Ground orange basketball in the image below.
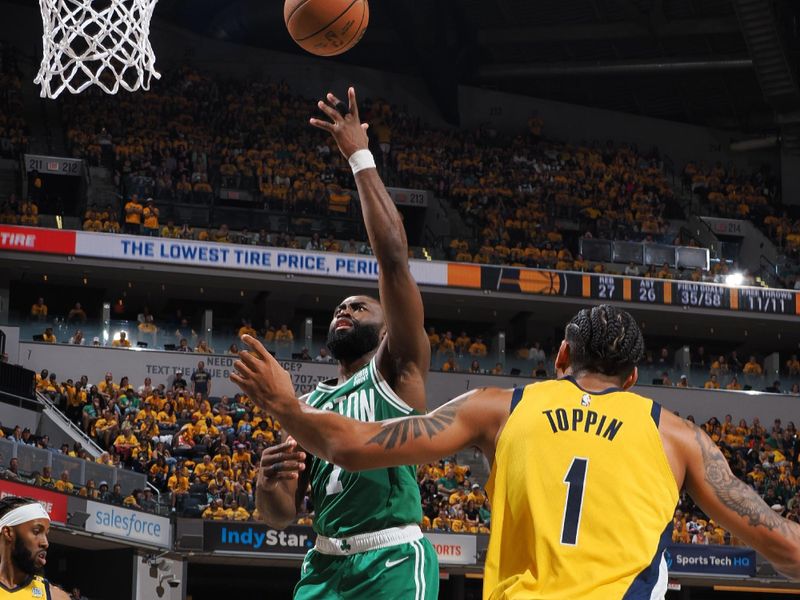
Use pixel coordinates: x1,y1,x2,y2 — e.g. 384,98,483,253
285,0,369,57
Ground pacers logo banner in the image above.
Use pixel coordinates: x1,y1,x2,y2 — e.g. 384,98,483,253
664,545,756,577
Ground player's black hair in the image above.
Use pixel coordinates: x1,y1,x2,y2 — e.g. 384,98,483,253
0,496,38,519
564,304,644,380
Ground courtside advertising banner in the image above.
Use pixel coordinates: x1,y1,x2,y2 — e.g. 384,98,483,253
203,522,479,565
72,231,447,284
0,479,68,523
85,500,171,548
203,522,315,556
664,544,756,577
3,225,798,315
0,226,76,255
425,532,478,565
18,342,338,398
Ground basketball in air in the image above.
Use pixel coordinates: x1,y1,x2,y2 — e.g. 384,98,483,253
284,0,369,57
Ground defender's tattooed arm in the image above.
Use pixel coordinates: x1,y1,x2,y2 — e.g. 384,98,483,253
674,416,800,579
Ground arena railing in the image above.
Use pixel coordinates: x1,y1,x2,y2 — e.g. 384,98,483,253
0,437,147,495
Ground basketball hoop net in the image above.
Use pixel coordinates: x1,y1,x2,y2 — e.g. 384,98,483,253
35,0,161,99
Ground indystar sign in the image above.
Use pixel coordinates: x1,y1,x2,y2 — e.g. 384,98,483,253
204,522,314,556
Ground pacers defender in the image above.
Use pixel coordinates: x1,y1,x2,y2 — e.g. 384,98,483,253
233,87,437,598
235,304,800,599
0,496,69,599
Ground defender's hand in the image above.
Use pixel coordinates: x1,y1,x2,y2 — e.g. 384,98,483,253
309,86,369,159
257,437,306,490
231,334,296,414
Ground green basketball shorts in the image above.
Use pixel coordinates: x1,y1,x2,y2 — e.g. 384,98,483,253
294,525,439,599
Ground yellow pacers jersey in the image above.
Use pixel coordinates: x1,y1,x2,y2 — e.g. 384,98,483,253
0,575,50,598
485,377,679,600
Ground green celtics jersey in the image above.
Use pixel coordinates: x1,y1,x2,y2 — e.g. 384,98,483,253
305,356,423,538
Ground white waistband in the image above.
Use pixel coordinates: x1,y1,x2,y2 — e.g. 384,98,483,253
314,524,423,556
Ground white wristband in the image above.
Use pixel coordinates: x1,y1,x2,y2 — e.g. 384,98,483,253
348,149,376,174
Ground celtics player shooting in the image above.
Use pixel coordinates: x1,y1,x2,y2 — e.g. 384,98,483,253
232,87,438,599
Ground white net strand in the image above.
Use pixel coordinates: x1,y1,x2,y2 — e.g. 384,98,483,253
35,0,161,99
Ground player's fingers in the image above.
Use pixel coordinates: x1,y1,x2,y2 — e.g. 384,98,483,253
348,86,360,120
261,440,295,458
327,92,347,116
237,348,263,371
317,99,342,122
271,471,300,480
309,117,335,132
232,359,254,380
264,460,306,474
261,451,306,467
240,334,271,362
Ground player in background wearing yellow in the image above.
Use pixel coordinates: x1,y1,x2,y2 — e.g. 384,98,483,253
233,304,800,600
0,496,69,599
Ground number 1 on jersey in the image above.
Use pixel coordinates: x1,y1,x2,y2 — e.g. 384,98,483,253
561,457,589,546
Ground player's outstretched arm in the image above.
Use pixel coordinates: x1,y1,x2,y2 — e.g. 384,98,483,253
311,87,430,409
675,416,800,579
231,335,509,469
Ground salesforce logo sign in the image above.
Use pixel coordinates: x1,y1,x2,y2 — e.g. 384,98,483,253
85,501,171,548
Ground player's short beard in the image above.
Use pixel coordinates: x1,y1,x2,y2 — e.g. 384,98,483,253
11,535,41,576
327,321,381,363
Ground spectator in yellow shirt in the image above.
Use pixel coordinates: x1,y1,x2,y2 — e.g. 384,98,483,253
227,501,251,521
441,356,458,372
124,195,143,234
113,428,140,458
194,455,216,484
427,327,440,352
703,375,720,389
468,336,488,357
467,484,487,507
275,324,294,343
168,466,190,507
54,470,74,493
726,376,742,391
123,491,142,509
437,332,455,356
743,356,763,376
142,199,159,236
30,297,48,320
238,319,257,338
112,331,132,348
202,499,228,520
454,332,471,355
41,327,56,343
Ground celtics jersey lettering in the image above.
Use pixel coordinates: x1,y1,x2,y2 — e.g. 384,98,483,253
305,357,423,538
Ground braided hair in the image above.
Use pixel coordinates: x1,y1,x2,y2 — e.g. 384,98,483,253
564,304,644,380
0,496,38,519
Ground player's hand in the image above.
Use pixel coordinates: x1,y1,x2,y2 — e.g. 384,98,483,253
309,86,369,159
256,437,306,490
231,334,297,414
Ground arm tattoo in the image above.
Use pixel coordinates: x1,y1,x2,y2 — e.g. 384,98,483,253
366,395,469,450
689,420,789,534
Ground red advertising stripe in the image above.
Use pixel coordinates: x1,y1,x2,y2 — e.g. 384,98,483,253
0,479,68,523
0,226,76,255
